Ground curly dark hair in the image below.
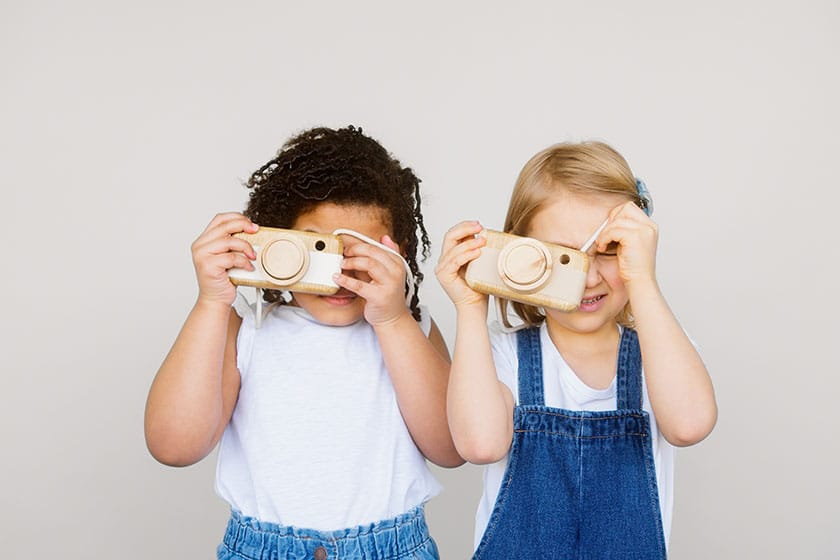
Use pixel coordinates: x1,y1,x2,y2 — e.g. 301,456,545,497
243,125,430,321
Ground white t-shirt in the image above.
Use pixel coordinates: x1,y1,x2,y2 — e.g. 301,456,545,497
215,299,441,531
474,321,675,550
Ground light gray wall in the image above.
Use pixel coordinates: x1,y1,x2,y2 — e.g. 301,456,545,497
2,1,838,558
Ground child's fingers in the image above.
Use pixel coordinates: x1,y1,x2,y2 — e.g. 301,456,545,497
442,220,483,245
343,241,405,272
196,252,255,278
596,205,656,250
447,242,484,270
197,217,258,249
440,221,483,255
434,237,488,307
607,201,653,227
341,250,405,292
340,255,400,287
217,252,256,273
596,224,630,252
201,212,258,236
608,201,639,219
332,272,373,300
193,221,258,258
202,212,245,231
437,235,485,274
195,236,257,260
596,217,657,252
452,245,484,269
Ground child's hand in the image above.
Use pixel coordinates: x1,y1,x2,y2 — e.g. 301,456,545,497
435,221,488,308
191,213,258,306
334,235,409,326
595,202,659,291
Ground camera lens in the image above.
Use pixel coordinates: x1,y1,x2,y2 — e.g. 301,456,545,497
262,237,307,285
315,240,326,251
498,239,552,292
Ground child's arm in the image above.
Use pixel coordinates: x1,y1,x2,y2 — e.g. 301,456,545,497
434,222,515,465
374,313,464,468
335,235,464,467
598,203,718,447
144,213,258,466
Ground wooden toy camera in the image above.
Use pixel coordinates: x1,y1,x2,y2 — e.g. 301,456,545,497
228,227,344,294
465,230,590,311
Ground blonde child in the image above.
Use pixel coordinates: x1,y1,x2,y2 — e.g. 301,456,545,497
145,125,461,560
436,141,717,559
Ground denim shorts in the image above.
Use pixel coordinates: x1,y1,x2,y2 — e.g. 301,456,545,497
217,506,439,560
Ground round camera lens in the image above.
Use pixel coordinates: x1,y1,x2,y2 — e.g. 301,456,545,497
315,240,326,251
559,254,570,265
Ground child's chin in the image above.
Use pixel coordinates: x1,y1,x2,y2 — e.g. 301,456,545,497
309,303,365,326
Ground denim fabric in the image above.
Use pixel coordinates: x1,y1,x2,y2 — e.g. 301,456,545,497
473,328,667,560
217,505,439,560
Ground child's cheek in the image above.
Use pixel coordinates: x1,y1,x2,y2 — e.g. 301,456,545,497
600,258,625,287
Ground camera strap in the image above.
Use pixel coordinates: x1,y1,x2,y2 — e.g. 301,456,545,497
580,218,610,253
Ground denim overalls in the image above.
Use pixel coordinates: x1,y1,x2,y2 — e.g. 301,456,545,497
473,327,667,560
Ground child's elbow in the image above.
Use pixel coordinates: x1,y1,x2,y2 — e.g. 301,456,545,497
455,437,511,465
145,437,202,467
663,408,718,447
429,452,467,469
148,449,195,468
144,424,210,467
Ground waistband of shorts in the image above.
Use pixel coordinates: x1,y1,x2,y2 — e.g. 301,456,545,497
221,505,431,560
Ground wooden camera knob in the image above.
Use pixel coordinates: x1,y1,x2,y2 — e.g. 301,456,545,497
498,238,552,293
260,235,309,286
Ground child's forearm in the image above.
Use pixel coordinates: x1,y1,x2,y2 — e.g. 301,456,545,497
630,282,717,447
374,313,464,468
447,302,514,465
144,300,240,466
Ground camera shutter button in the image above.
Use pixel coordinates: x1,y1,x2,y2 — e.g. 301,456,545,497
260,237,309,286
499,239,552,292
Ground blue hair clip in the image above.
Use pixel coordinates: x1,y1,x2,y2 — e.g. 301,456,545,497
635,178,653,217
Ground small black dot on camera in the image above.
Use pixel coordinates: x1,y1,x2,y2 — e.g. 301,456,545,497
315,240,326,251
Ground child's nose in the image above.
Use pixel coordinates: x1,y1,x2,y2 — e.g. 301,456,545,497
585,256,602,287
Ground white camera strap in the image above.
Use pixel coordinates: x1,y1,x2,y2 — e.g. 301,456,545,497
580,218,610,253
234,290,277,329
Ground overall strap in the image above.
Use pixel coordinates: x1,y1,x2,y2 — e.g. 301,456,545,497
615,328,644,410
515,327,545,406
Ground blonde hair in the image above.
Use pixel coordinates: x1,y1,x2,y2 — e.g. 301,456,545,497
499,141,643,329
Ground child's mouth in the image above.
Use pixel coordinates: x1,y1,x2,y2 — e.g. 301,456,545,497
578,294,605,310
322,290,357,306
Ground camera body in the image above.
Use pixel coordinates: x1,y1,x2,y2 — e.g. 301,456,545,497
228,227,344,294
465,229,589,311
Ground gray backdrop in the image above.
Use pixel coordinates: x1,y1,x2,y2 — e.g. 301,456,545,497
2,1,838,558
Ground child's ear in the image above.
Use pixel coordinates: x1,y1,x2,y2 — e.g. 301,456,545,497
381,234,404,255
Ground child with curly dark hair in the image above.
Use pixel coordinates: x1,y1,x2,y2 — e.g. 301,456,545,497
145,125,461,560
